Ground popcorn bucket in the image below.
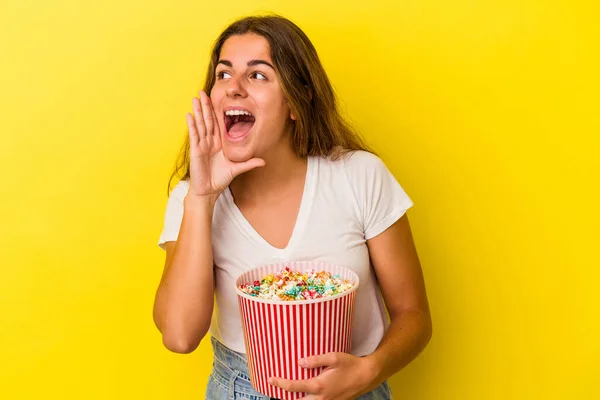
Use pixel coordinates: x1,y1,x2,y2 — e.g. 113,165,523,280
235,261,359,400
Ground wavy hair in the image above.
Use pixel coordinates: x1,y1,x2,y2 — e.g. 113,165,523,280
168,14,374,193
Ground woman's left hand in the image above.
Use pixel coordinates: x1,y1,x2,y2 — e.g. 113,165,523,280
268,352,380,400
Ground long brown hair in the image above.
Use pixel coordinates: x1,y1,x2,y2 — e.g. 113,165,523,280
168,14,374,193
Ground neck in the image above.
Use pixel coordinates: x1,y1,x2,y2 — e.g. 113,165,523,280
229,141,306,202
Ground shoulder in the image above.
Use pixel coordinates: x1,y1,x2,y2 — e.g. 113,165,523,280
313,151,396,195
158,179,190,249
168,179,190,201
320,150,391,182
317,149,386,170
340,150,387,170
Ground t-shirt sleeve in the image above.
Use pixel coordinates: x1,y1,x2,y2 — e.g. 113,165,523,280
343,151,414,240
157,180,190,250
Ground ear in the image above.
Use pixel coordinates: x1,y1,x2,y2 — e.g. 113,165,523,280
290,112,297,121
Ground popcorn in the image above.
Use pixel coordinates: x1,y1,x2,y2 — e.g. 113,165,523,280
238,266,355,301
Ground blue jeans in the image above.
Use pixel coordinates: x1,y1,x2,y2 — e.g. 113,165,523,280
206,336,393,400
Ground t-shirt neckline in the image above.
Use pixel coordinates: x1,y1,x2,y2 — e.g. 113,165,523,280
223,156,316,256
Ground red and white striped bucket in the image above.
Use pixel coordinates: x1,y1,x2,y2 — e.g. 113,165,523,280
235,261,359,400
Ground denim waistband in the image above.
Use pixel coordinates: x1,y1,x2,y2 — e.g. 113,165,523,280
211,336,252,381
210,336,275,399
209,336,392,400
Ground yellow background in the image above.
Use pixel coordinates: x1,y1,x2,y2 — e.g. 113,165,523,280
1,0,598,399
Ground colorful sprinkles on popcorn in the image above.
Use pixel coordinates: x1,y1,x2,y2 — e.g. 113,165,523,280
238,266,355,301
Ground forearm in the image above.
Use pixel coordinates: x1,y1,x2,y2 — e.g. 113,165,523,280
154,195,217,353
365,309,432,385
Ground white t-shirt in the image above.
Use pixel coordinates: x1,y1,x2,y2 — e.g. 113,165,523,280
157,150,414,356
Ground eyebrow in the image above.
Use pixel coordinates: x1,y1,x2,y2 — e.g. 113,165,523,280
217,59,275,70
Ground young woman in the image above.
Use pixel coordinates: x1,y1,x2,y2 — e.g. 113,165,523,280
154,15,432,400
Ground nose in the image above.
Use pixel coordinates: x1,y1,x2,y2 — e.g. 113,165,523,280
225,75,247,98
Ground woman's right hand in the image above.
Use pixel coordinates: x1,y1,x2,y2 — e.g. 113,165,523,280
185,90,265,200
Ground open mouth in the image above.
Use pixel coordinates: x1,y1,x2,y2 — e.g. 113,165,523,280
225,109,256,139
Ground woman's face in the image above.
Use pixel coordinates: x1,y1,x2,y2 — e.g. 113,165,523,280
210,33,295,162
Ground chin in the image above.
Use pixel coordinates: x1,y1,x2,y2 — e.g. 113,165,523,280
222,145,256,163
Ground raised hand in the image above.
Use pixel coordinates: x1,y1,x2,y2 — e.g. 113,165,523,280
185,91,265,199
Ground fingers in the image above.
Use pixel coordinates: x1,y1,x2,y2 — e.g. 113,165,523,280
187,91,223,155
268,376,322,395
192,96,207,138
299,353,341,369
209,97,222,149
199,91,214,136
186,113,198,147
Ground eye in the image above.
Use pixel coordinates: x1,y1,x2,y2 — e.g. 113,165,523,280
216,71,232,79
251,71,267,80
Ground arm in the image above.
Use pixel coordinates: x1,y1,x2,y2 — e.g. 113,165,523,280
152,195,217,354
269,214,432,399
152,90,264,354
363,213,432,385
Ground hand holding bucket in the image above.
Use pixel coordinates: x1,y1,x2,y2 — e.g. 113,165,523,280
235,261,359,400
